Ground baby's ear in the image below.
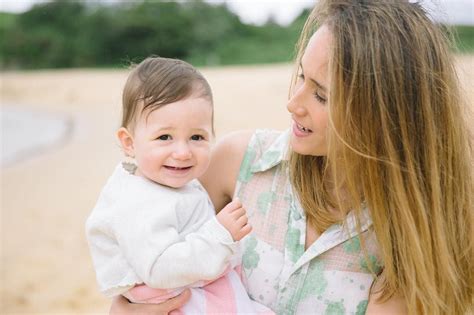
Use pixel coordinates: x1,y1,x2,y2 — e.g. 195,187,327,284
116,127,135,157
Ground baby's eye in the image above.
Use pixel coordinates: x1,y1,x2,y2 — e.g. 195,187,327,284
157,135,171,141
190,135,204,141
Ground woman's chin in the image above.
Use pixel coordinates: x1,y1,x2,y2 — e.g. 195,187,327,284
290,138,327,156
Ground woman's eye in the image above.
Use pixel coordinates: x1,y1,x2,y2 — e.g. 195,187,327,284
314,92,327,104
157,135,171,141
191,135,204,141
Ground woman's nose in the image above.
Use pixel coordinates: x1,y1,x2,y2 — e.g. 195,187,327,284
287,90,307,117
172,143,192,160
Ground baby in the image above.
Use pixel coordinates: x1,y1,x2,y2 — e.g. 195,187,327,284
86,57,272,314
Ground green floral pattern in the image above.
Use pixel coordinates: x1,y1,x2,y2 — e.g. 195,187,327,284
343,237,361,254
257,191,277,214
299,260,328,300
238,147,256,183
237,130,382,314
359,254,383,274
285,226,304,263
324,301,346,315
356,300,369,315
242,235,259,272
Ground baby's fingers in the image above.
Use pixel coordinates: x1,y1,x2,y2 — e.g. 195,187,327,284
237,223,252,240
222,199,242,213
229,207,246,218
236,213,249,227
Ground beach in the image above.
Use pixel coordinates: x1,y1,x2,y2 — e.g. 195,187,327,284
1,56,472,314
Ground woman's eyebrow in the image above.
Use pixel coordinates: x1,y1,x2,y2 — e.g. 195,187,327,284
300,62,327,92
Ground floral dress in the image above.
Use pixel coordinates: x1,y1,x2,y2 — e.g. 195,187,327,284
235,129,382,315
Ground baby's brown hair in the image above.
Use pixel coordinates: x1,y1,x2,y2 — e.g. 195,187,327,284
121,56,213,130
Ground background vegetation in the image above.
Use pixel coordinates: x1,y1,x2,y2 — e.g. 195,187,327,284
0,0,472,70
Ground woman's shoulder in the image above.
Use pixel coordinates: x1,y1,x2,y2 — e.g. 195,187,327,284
205,130,255,178
200,129,285,210
211,129,286,170
215,129,255,155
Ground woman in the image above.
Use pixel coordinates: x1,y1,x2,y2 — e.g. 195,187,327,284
111,0,473,314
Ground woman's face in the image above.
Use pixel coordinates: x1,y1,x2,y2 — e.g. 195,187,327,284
287,25,331,156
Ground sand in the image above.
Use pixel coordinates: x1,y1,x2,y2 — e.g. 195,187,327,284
0,56,472,314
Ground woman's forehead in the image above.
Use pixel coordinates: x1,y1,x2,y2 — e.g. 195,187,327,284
301,25,332,87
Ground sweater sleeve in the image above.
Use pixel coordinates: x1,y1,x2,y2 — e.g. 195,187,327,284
115,194,237,289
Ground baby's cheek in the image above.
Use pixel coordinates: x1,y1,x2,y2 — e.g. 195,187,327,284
140,154,161,173
193,144,210,158
194,163,210,180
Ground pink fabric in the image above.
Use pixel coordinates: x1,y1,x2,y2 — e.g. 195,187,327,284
204,273,238,314
125,268,274,314
234,264,243,280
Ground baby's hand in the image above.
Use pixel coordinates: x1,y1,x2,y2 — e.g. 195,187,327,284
216,199,252,241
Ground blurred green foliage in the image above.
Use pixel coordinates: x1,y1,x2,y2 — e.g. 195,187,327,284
453,25,474,53
0,0,307,69
0,0,472,70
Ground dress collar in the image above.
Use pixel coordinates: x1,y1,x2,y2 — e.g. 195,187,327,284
250,129,290,173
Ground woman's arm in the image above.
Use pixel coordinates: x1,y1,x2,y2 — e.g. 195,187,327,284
200,130,254,212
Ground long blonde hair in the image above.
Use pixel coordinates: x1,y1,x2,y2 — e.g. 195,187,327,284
290,1,473,314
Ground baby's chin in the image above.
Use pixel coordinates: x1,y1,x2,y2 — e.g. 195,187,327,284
133,168,190,188
150,175,197,189
157,181,190,189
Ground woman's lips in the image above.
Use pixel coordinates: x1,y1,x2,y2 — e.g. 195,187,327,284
292,121,313,137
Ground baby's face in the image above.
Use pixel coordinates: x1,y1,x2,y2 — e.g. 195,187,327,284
131,96,213,188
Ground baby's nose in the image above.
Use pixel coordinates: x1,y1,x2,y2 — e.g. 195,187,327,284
172,143,192,160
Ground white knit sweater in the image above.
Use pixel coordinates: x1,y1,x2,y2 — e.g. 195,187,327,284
85,163,236,297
